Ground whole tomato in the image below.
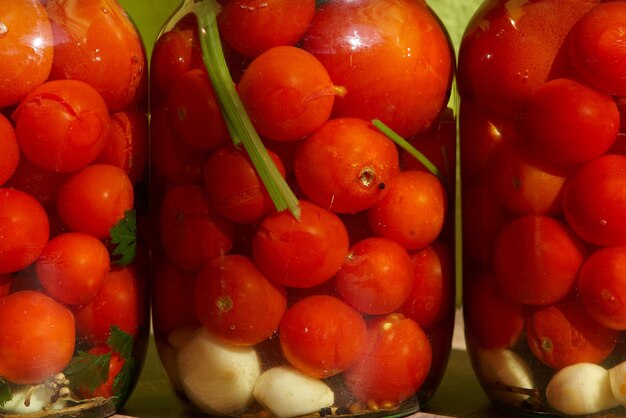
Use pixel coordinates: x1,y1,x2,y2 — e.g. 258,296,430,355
0,114,19,186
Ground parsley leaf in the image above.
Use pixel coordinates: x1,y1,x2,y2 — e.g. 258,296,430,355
112,357,135,401
107,326,133,360
0,379,12,407
109,210,136,266
65,351,111,393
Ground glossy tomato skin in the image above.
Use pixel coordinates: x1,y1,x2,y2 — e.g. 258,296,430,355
0,115,19,186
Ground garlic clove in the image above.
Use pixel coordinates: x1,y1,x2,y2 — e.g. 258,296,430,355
608,360,626,405
474,347,535,406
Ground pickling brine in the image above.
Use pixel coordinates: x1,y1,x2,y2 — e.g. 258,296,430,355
150,0,457,417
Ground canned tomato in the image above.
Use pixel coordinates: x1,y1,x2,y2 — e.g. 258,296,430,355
0,0,148,416
150,0,457,417
459,0,626,415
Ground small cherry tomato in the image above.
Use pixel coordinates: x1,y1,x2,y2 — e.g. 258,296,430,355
526,294,619,370
195,255,286,346
279,295,367,378
0,0,53,107
152,259,199,338
343,313,432,405
253,200,349,288
76,346,125,399
302,0,453,137
150,102,208,185
368,170,446,250
578,246,626,330
5,157,68,208
96,110,148,184
36,232,110,305
204,143,286,224
12,79,110,173
336,237,413,316
493,215,585,306
294,118,400,214
74,266,140,345
400,242,454,328
0,114,19,186
464,274,525,349
569,2,626,96
238,46,335,141
166,69,229,151
0,290,75,384
159,185,235,272
491,143,572,215
47,0,146,111
563,154,626,246
218,0,316,58
56,164,134,240
521,78,619,165
0,188,49,274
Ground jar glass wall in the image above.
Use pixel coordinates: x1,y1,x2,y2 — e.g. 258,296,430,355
459,0,626,416
0,0,149,415
149,0,457,417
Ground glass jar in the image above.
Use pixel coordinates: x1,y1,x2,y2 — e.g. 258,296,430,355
150,0,456,417
0,0,149,416
459,0,626,416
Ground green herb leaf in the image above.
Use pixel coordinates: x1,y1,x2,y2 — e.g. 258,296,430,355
0,379,12,407
109,210,136,266
107,326,133,360
371,119,448,186
194,0,301,220
112,357,135,400
65,351,111,393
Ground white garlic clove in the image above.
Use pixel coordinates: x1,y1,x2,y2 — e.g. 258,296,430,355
167,325,199,350
254,365,334,418
608,360,626,406
2,385,65,414
547,363,619,415
475,347,535,406
177,328,261,416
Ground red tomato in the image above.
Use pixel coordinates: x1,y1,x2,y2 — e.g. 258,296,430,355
0,114,19,186
457,0,596,116
76,346,125,399
159,185,235,272
302,0,453,138
150,102,208,185
74,266,140,345
464,274,525,349
578,246,626,330
526,294,618,369
204,143,286,224
152,259,199,338
521,78,619,165
0,290,75,384
0,0,53,107
294,118,400,214
150,16,203,100
368,170,446,250
336,237,413,316
166,69,229,151
95,110,148,184
218,0,316,58
563,154,626,246
47,0,146,111
56,164,134,240
493,215,585,306
0,188,50,274
35,232,110,305
459,101,517,181
252,200,349,288
12,80,110,173
238,46,335,141
194,255,286,346
279,295,367,378
400,242,454,328
491,143,572,215
5,157,68,208
569,2,626,95
343,314,432,405
0,274,11,299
